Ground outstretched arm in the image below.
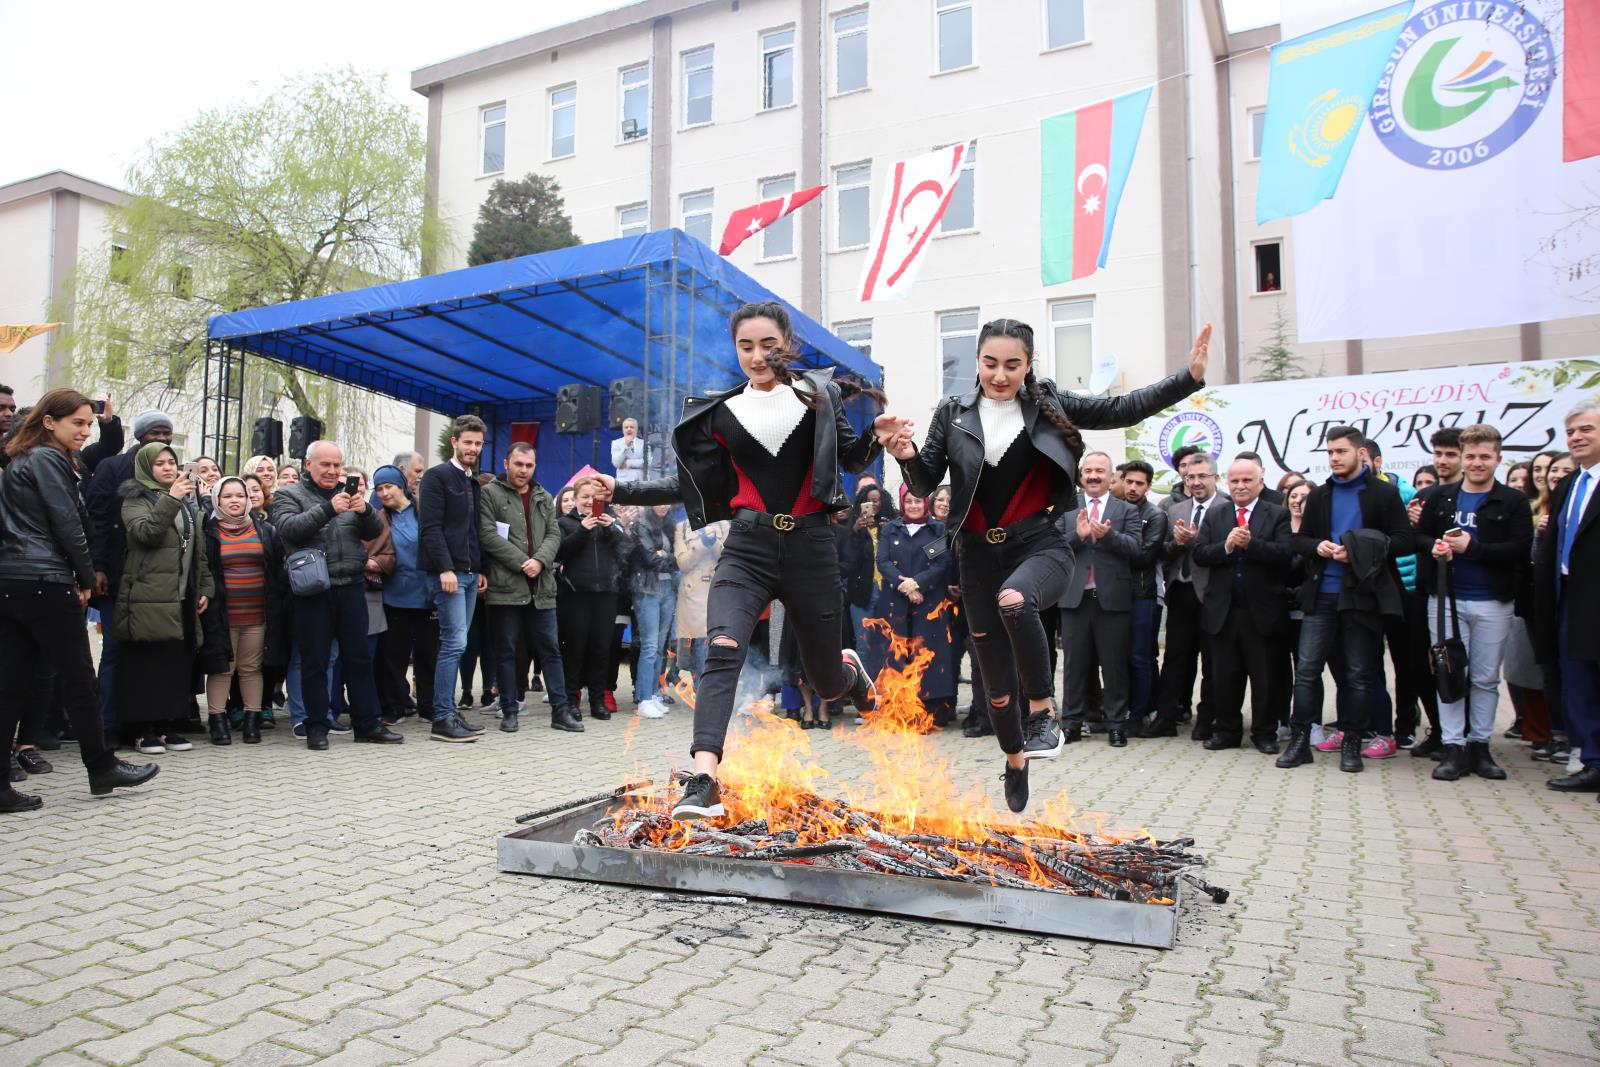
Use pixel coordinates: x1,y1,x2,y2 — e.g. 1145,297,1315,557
1057,324,1211,430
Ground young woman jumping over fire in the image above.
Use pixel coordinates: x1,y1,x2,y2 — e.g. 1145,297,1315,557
878,318,1211,813
598,301,909,821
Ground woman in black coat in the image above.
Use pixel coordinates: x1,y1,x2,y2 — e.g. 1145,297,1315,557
874,488,957,725
557,478,631,720
881,317,1211,812
198,477,288,745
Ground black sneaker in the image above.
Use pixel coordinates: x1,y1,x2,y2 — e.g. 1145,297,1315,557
16,750,52,775
840,649,877,713
136,737,166,755
0,786,43,812
162,734,193,752
326,718,353,735
1022,711,1064,761
671,774,724,821
8,755,25,783
1002,763,1029,813
430,714,479,743
458,692,474,709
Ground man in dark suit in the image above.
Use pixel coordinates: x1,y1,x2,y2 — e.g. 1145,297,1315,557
1119,461,1168,728
1055,452,1144,748
1193,457,1294,753
1144,455,1222,738
1534,403,1600,792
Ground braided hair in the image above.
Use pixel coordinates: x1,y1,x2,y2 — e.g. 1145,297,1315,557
976,318,1085,458
729,301,886,409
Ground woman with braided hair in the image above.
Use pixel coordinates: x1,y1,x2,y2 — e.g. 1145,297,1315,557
597,301,910,821
881,317,1212,812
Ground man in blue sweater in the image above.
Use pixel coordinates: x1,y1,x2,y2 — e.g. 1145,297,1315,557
1277,425,1413,773
418,415,488,743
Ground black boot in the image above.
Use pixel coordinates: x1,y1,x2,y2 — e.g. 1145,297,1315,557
1468,741,1506,780
89,759,160,796
0,785,43,813
1339,733,1364,773
1432,744,1468,781
241,711,262,745
207,714,232,746
1002,762,1029,813
551,707,585,733
499,711,519,733
1275,724,1314,768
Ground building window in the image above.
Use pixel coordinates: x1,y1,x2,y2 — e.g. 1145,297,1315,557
936,0,974,72
480,103,506,174
759,175,796,258
681,190,714,246
1050,298,1095,393
618,203,649,238
939,310,980,395
1254,241,1284,292
1248,107,1266,160
834,9,869,93
109,233,132,286
682,46,714,126
762,27,796,110
1044,0,1087,50
834,162,872,249
107,329,130,379
834,319,872,362
938,141,977,233
550,85,577,158
619,64,650,141
170,255,194,301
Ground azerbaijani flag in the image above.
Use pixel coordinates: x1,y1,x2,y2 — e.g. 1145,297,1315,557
1040,86,1152,286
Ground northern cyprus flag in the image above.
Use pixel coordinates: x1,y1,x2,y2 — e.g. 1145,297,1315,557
1040,87,1153,285
857,144,968,302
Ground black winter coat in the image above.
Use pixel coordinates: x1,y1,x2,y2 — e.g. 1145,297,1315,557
86,444,140,591
1291,468,1411,615
898,370,1202,536
614,368,881,527
1412,480,1533,603
557,510,630,593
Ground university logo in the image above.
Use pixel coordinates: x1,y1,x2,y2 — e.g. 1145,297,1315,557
1367,2,1554,169
1158,412,1224,469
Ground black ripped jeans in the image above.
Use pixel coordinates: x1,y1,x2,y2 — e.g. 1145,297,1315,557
957,522,1073,755
693,521,850,759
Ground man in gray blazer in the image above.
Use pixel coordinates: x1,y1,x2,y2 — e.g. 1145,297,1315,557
1145,455,1222,738
1055,452,1145,748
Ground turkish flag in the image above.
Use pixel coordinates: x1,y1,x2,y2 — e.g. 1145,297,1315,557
1566,0,1600,161
857,144,967,302
717,185,826,256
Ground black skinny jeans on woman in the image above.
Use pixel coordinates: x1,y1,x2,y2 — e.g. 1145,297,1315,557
956,523,1073,755
377,605,438,717
693,522,852,760
559,592,617,710
0,580,117,774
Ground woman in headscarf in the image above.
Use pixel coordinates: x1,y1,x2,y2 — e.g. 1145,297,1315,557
874,487,957,725
198,477,285,745
115,442,213,754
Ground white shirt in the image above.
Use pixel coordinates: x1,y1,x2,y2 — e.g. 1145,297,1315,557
904,523,925,537
1082,492,1108,589
611,435,644,484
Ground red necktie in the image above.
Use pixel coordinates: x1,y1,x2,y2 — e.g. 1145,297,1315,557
1237,507,1247,527
1087,498,1100,586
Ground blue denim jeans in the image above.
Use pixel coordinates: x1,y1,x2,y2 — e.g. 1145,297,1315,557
431,573,478,720
1292,594,1385,732
632,592,676,703
287,642,340,728
1129,597,1161,718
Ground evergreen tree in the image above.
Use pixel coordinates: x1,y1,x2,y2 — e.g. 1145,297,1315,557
1250,298,1307,382
467,174,581,265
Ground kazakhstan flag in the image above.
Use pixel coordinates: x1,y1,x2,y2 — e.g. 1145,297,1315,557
1257,2,1412,224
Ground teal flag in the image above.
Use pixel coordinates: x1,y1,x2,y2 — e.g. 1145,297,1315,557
1257,3,1412,224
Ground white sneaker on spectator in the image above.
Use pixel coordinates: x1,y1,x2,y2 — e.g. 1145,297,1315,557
1309,724,1326,746
1568,748,1583,774
637,698,667,719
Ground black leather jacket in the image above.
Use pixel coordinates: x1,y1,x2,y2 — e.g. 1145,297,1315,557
1130,497,1169,600
898,371,1203,535
614,368,881,527
0,446,97,587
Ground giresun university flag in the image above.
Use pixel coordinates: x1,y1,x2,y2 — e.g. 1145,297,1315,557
1040,87,1152,286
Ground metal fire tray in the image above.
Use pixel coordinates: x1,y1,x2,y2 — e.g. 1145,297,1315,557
497,796,1181,948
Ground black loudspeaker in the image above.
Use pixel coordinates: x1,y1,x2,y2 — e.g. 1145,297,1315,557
251,417,284,458
608,377,645,429
555,384,601,434
288,415,324,460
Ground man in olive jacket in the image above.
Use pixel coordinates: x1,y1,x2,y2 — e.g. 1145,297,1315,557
269,440,402,751
479,442,581,733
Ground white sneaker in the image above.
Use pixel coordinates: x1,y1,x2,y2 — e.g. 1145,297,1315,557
1568,748,1583,774
637,698,667,719
1309,724,1326,746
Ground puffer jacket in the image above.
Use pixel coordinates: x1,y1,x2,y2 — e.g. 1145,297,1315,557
1377,470,1418,592
629,515,679,599
0,446,96,587
114,485,212,645
479,477,562,608
556,509,630,593
267,479,382,587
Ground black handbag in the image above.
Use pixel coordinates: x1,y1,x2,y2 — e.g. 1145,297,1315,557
1429,559,1469,704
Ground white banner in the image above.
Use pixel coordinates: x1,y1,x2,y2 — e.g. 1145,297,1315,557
1124,357,1599,491
1290,0,1600,341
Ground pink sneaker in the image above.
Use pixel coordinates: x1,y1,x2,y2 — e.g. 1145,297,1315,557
1362,735,1398,759
1314,728,1344,752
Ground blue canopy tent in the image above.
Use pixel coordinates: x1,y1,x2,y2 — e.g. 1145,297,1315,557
203,229,882,492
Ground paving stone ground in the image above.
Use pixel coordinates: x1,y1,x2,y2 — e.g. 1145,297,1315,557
5,684,1599,1066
